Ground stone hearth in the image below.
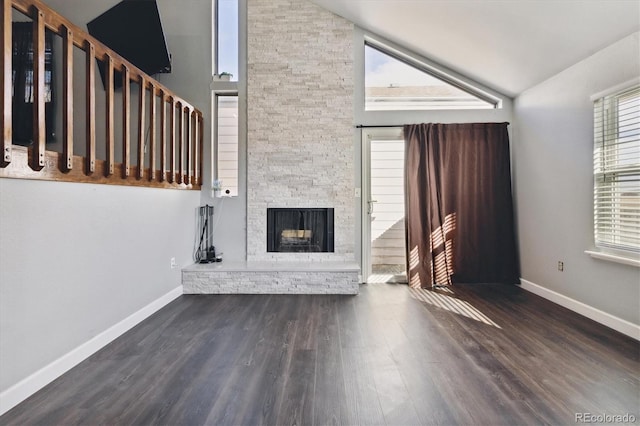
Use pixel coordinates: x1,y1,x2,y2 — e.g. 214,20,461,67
183,261,359,294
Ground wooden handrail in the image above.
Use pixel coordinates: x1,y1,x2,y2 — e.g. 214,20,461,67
1,0,203,190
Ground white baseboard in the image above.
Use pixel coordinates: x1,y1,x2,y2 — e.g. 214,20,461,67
0,286,183,416
519,279,640,341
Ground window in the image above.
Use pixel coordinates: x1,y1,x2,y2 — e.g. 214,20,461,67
216,95,238,196
216,0,238,80
213,0,239,197
364,42,497,111
593,84,640,253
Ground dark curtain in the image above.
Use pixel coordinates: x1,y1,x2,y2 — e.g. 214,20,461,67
404,122,519,288
12,22,54,146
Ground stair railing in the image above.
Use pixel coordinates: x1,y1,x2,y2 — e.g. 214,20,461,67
1,0,204,189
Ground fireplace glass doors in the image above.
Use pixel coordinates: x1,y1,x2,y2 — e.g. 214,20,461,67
267,208,334,253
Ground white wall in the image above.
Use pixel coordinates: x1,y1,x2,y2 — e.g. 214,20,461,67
0,180,200,391
0,0,209,403
513,32,640,325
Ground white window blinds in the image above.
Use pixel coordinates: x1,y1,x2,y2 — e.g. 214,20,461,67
593,84,640,252
216,95,239,197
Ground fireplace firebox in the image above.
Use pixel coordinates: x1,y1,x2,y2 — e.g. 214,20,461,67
267,208,334,252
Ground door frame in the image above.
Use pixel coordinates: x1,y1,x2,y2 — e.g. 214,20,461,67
360,127,404,283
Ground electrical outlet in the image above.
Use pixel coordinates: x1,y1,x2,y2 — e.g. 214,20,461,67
557,261,564,271
170,257,176,269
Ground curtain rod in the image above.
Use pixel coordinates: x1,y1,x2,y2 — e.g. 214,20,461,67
356,122,510,129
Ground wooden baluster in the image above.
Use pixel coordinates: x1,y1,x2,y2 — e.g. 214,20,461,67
148,83,156,181
185,106,192,186
160,91,166,182
177,102,183,184
199,113,204,186
61,25,73,172
193,110,199,187
85,41,95,175
105,54,114,176
169,97,175,183
1,0,11,167
30,7,45,171
137,76,146,179
122,65,130,178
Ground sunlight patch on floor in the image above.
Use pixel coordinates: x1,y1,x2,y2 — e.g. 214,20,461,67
370,264,407,284
368,273,396,284
409,287,501,328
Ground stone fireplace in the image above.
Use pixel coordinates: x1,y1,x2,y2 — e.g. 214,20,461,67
182,0,359,295
245,0,354,264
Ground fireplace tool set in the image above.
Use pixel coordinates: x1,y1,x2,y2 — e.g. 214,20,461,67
195,205,222,263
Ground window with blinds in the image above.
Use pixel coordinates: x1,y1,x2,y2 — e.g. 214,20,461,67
215,95,239,197
593,84,640,252
212,0,239,197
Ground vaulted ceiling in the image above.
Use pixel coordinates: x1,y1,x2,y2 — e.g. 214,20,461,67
310,0,640,97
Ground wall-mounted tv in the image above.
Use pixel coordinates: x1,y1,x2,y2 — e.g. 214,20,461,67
87,0,171,90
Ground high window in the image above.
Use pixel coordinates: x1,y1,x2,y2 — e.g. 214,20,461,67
213,0,239,197
216,0,238,81
593,84,640,253
364,42,497,111
215,95,238,196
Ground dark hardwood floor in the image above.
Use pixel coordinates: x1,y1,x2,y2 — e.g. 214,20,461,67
2,283,639,425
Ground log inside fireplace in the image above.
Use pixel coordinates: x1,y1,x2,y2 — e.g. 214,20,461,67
267,208,334,253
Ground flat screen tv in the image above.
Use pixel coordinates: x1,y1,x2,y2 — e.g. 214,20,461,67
87,0,171,90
